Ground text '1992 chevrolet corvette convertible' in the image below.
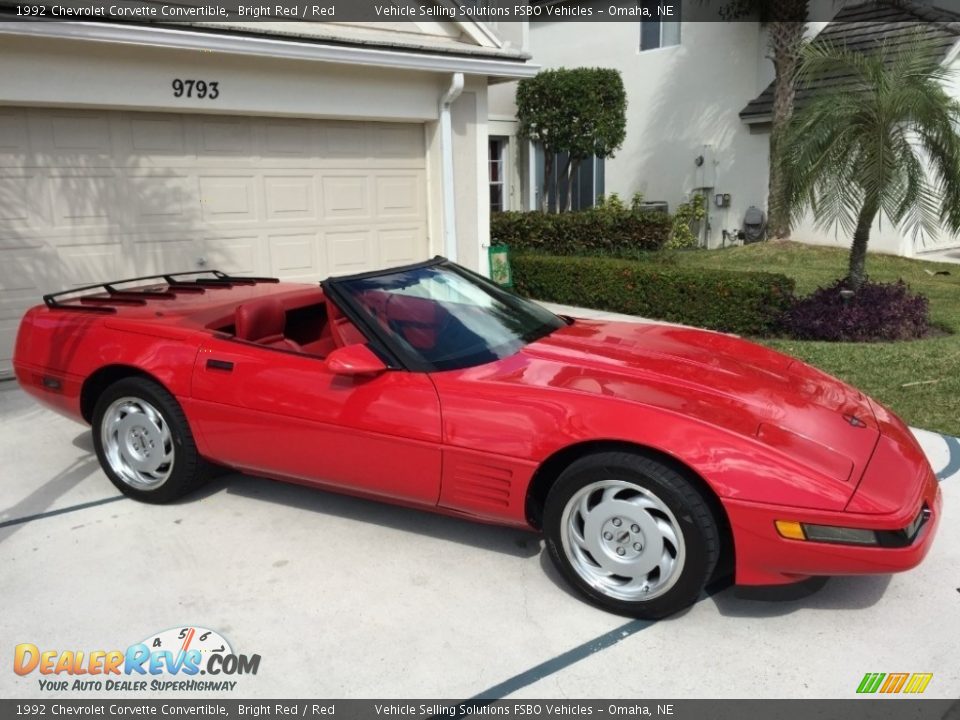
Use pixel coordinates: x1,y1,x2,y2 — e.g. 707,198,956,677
14,258,941,617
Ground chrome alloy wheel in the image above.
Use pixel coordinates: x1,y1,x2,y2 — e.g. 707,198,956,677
560,479,686,601
100,396,175,490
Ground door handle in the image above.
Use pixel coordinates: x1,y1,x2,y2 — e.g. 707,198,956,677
206,359,234,372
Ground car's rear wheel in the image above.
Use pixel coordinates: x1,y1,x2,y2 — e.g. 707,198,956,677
544,452,719,618
92,377,206,503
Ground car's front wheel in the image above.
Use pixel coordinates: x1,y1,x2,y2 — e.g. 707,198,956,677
92,377,207,504
543,452,720,618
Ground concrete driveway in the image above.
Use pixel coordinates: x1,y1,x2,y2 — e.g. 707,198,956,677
1,375,957,701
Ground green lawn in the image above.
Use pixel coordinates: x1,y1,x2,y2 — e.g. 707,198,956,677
677,241,960,436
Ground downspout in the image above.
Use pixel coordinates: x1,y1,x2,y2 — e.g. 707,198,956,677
439,72,464,262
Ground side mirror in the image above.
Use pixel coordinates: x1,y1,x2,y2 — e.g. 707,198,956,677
324,344,387,377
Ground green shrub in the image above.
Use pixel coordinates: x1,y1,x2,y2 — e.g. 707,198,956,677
513,254,795,336
667,194,706,249
491,206,672,256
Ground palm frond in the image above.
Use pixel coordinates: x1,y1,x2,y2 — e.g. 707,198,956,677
782,28,960,249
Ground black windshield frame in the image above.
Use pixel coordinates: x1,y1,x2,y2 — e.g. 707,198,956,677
323,257,565,373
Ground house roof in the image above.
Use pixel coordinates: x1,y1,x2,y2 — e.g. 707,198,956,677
179,20,528,61
0,0,528,62
740,0,960,123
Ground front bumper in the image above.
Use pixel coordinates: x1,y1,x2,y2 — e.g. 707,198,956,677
726,466,941,586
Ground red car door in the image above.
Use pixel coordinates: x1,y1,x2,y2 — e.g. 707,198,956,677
187,336,442,506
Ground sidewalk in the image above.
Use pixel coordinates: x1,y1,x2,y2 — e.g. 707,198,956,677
916,247,960,264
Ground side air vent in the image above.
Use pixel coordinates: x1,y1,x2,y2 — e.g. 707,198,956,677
449,461,514,509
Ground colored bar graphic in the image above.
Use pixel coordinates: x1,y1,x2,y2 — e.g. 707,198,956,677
879,673,909,693
904,673,934,694
856,672,932,694
857,673,885,693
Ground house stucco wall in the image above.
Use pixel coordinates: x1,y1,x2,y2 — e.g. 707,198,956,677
492,18,773,246
0,34,451,123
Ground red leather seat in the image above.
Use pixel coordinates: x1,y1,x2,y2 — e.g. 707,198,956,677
326,298,366,347
235,298,302,352
301,322,337,357
385,295,439,350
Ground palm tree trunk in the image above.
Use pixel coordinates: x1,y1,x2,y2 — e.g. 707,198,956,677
766,17,807,240
848,200,879,291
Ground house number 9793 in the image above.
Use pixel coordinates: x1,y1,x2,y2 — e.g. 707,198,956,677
172,79,220,99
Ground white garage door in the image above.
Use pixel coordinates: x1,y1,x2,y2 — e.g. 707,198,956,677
0,107,430,375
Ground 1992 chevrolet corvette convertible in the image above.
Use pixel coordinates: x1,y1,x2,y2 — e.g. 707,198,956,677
14,258,941,617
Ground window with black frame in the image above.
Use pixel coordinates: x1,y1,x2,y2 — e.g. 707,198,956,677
489,137,507,213
334,262,565,372
640,0,681,51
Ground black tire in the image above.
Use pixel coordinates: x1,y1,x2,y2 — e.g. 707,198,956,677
543,451,720,619
91,377,208,504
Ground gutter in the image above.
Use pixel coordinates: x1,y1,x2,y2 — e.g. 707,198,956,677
0,21,539,79
741,113,772,125
439,73,465,262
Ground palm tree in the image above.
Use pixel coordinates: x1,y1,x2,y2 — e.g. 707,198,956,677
783,32,960,290
718,0,811,240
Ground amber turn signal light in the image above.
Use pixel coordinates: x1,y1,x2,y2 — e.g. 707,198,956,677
775,520,806,540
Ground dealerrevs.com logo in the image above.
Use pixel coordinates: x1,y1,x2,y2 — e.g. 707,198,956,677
13,626,261,693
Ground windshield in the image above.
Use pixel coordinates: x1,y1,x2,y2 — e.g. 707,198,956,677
331,261,566,372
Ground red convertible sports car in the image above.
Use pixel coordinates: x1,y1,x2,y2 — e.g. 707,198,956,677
14,258,941,618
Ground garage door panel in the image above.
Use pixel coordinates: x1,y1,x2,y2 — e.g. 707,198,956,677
0,110,30,166
264,175,317,221
0,248,57,313
197,118,254,157
322,175,372,221
320,123,369,160
375,174,423,219
50,170,123,229
373,124,425,159
129,172,197,225
49,114,113,153
129,241,198,275
378,226,424,266
129,115,189,156
326,229,375,275
205,234,260,275
261,119,317,157
199,175,258,223
57,245,125,286
268,231,321,281
129,228,204,247
0,172,50,235
0,248,54,373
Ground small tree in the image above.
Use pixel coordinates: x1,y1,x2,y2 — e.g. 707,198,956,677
517,68,626,212
783,33,960,289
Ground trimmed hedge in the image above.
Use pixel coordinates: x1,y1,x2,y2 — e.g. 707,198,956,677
492,208,672,255
513,254,795,336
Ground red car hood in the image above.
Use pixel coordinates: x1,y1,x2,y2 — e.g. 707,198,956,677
516,319,880,484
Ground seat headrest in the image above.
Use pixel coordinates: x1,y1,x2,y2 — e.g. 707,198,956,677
235,298,287,343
